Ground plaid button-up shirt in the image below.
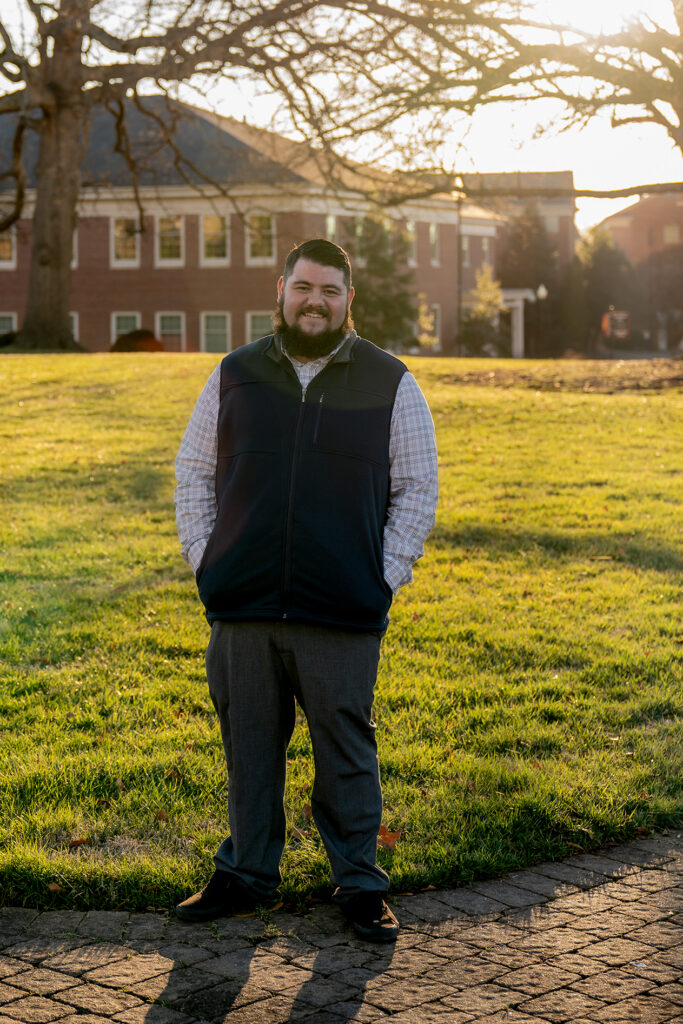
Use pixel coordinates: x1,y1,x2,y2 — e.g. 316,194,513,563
175,334,438,593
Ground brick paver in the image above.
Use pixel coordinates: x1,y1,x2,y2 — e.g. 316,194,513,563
0,832,680,1022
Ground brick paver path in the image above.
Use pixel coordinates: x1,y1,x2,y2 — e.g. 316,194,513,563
1,834,682,1022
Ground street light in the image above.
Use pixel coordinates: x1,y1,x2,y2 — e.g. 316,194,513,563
535,283,548,355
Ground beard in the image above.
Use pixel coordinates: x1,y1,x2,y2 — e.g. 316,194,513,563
272,299,353,360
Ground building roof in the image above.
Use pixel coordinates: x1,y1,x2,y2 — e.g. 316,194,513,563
0,95,393,196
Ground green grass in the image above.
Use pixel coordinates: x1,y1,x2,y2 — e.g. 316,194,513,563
1,354,681,911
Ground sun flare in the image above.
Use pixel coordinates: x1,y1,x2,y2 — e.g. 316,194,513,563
530,0,675,33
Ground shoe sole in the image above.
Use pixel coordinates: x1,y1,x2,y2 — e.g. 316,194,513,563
351,922,399,943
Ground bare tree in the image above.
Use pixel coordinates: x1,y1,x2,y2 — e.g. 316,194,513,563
0,0,548,350
2,1,682,349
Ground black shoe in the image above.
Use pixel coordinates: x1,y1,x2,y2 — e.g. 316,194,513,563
175,870,257,923
335,890,399,943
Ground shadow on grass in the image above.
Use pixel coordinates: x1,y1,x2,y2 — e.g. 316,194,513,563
432,523,683,573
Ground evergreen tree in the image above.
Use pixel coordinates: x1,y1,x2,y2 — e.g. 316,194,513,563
343,218,417,351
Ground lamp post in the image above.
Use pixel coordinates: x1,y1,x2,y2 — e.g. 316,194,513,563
536,283,548,356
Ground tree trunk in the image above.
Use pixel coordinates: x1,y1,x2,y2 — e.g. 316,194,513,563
18,0,87,351
18,106,83,350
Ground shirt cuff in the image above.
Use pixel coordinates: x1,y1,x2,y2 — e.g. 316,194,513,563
186,539,208,575
383,554,412,594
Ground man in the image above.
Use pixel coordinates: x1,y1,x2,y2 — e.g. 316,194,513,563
175,238,438,942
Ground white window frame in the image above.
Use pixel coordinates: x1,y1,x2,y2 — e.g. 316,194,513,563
246,311,274,345
663,224,680,245
69,312,79,341
155,214,184,268
404,220,417,266
155,311,186,352
481,237,491,267
0,312,18,334
325,214,338,243
199,214,230,267
200,311,232,353
110,216,140,268
111,311,141,343
71,227,78,269
429,223,440,266
461,235,470,268
0,227,17,270
246,213,276,267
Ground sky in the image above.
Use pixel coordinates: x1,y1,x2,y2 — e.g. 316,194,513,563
4,0,682,233
193,0,683,233
449,0,683,231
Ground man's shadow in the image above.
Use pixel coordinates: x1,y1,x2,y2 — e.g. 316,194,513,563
126,904,396,1022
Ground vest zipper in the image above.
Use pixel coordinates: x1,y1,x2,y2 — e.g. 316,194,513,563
313,392,325,445
282,386,307,619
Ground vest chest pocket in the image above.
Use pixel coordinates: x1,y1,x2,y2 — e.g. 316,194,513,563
308,388,391,467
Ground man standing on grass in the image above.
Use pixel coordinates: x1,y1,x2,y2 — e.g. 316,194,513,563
174,238,438,942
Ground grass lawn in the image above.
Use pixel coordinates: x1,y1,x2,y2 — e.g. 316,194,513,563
1,353,681,912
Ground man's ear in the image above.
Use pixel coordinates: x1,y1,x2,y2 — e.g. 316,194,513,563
348,286,355,306
277,276,285,300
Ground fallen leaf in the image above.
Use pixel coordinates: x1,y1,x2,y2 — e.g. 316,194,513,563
566,841,584,852
68,838,92,850
378,824,402,851
302,803,313,821
96,798,110,808
156,810,169,821
291,826,305,841
421,885,437,892
635,826,650,838
47,882,63,893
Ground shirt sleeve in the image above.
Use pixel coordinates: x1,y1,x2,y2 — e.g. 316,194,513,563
174,364,220,574
384,371,439,593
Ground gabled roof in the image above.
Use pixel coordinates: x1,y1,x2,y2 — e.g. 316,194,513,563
81,95,309,189
0,94,390,195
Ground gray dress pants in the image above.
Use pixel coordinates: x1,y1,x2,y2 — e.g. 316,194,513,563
205,620,389,896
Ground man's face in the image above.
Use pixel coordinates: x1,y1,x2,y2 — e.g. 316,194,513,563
277,258,354,346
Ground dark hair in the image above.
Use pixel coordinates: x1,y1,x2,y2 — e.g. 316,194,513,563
283,238,352,290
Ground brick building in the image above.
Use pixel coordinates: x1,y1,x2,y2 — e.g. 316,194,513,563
462,170,577,275
0,98,500,355
598,193,683,266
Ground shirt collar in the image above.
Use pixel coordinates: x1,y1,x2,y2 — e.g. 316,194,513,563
268,330,357,366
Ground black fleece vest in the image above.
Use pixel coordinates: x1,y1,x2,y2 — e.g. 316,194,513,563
196,335,407,630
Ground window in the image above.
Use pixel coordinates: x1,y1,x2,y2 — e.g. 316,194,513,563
664,224,680,245
156,215,183,265
352,216,368,265
71,227,78,269
201,215,230,265
429,223,440,265
111,312,141,342
69,312,79,342
461,235,470,268
544,214,560,234
0,228,16,269
155,312,185,351
246,214,275,264
111,217,139,266
325,215,338,243
201,312,231,352
247,312,273,344
404,221,417,265
481,237,491,267
0,312,17,335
